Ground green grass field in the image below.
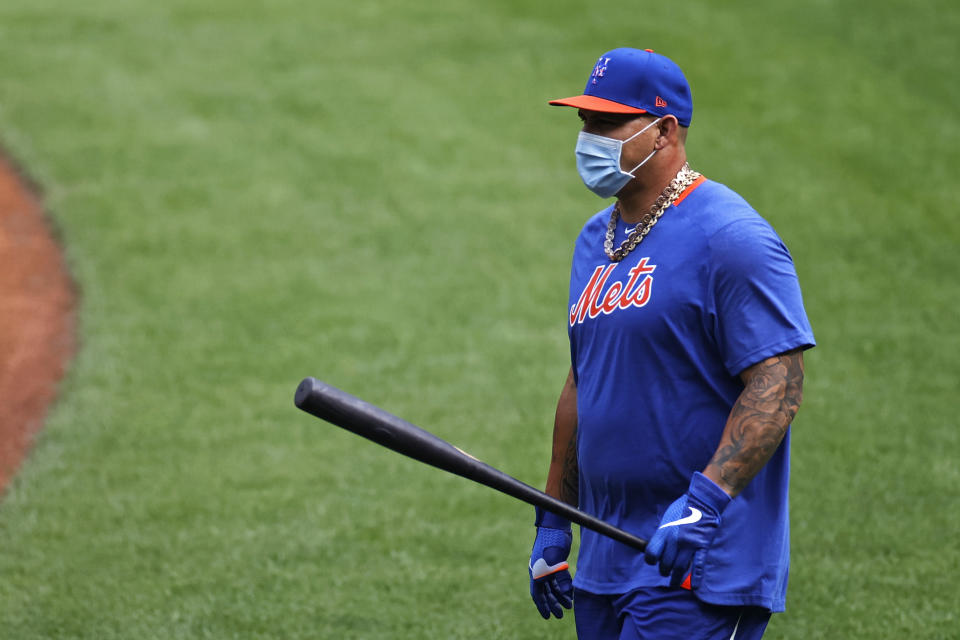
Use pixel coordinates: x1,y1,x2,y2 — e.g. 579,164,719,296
1,1,958,638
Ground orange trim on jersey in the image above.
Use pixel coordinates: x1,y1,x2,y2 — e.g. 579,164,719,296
672,174,707,207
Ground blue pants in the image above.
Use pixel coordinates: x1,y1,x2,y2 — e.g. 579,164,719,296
574,587,771,640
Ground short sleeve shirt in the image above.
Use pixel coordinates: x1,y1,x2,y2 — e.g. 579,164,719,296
567,178,815,611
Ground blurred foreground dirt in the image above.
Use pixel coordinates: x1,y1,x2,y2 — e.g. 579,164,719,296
0,153,75,493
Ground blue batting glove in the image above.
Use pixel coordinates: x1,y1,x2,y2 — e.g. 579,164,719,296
644,472,732,587
529,507,574,619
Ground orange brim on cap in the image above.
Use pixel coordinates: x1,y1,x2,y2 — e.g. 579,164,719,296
548,94,647,114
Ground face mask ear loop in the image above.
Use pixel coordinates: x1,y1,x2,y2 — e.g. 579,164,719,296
624,149,658,177
622,117,661,144
622,117,662,176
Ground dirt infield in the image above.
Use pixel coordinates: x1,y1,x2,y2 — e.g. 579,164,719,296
0,152,76,493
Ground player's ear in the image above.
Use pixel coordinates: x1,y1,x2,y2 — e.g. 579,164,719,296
655,115,680,149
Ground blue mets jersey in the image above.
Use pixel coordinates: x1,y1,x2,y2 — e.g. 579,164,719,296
567,177,815,611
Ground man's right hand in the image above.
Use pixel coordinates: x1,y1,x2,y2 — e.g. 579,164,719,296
529,507,574,619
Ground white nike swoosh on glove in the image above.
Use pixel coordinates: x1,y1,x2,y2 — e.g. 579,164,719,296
658,507,703,529
529,558,569,580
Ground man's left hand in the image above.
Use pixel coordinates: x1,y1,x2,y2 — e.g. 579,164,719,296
644,472,732,587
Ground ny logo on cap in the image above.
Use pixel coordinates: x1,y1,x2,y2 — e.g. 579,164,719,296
591,57,611,84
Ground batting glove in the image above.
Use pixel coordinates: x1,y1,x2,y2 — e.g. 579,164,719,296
529,507,574,619
644,472,732,587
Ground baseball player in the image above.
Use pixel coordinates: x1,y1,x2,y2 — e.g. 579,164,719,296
527,48,815,639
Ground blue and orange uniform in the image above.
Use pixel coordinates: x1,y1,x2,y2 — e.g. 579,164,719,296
569,177,813,605
529,47,815,639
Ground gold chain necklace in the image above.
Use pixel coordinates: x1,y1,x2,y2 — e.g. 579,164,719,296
604,163,701,262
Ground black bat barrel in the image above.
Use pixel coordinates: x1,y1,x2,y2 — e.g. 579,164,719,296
294,377,647,551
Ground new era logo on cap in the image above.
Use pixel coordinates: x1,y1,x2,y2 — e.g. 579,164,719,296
549,48,693,126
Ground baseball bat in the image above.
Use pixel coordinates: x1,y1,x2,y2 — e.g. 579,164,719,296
294,376,647,551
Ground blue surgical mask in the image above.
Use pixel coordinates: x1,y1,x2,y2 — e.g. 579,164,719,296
575,117,662,198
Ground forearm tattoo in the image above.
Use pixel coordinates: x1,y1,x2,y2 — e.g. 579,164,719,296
706,350,805,496
559,427,579,506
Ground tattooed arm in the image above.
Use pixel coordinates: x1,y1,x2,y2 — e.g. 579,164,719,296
703,349,805,498
545,367,579,506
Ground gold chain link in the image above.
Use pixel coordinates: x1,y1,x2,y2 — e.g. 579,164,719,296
604,163,701,262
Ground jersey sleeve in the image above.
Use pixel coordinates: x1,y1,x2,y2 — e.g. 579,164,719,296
708,217,815,376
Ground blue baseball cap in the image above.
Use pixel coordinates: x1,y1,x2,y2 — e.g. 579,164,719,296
549,48,693,127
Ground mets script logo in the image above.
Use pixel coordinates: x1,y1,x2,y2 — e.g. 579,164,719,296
570,258,656,326
591,57,611,84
